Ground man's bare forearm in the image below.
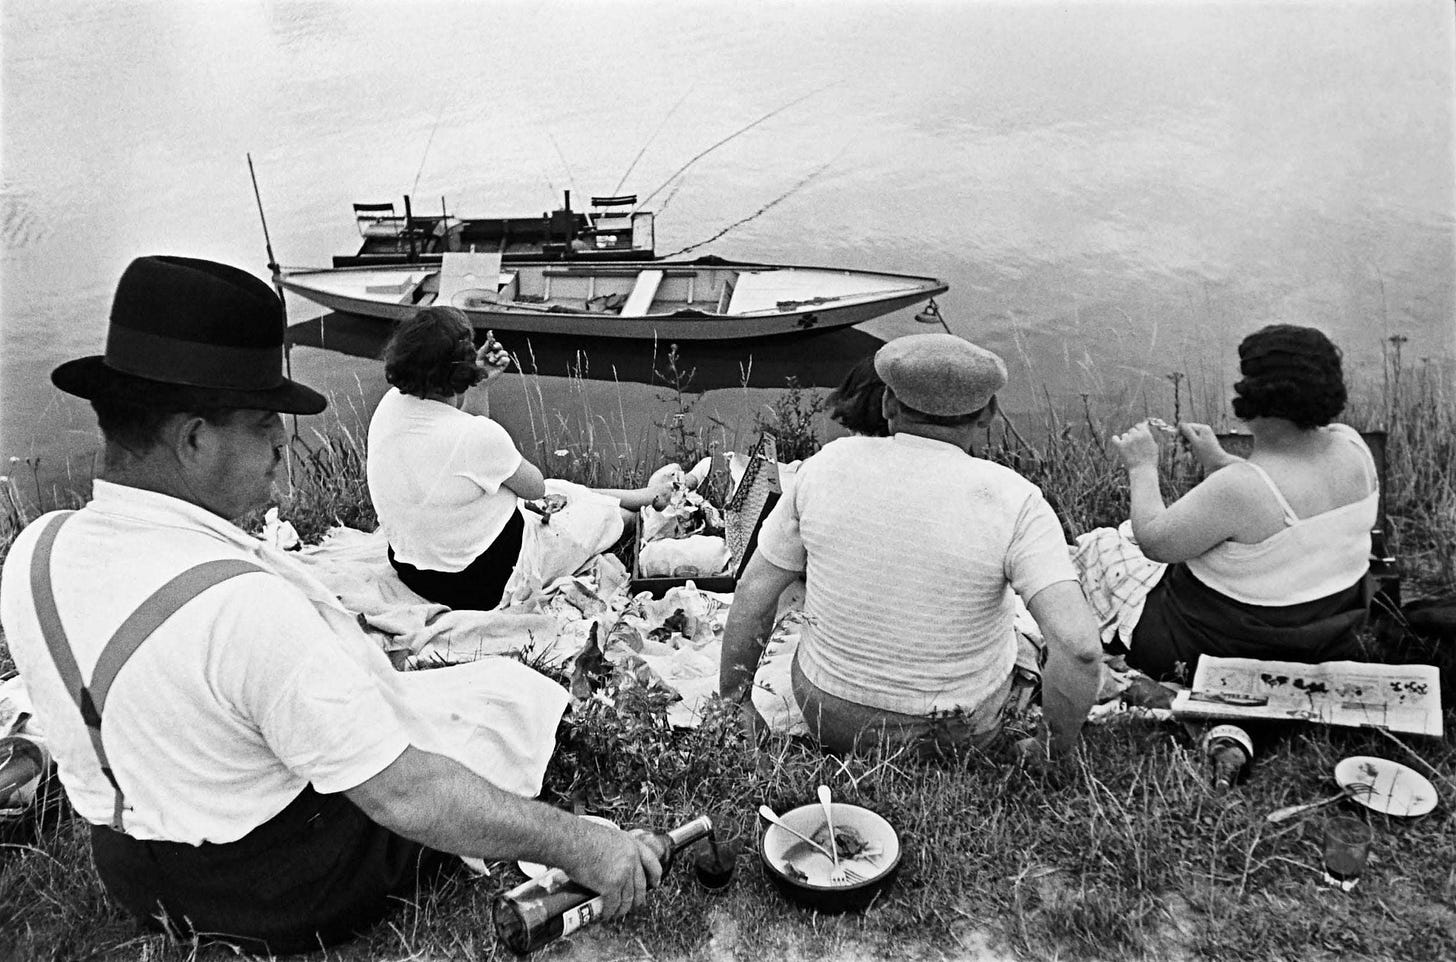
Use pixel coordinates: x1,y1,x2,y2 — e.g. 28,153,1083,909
719,597,776,703
1126,462,1166,538
719,555,796,703
348,747,588,862
347,747,661,919
1025,582,1103,756
1040,640,1101,755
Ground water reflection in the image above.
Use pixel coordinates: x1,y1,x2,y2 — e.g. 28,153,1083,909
286,313,888,391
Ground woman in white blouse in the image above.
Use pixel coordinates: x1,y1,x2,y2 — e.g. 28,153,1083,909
366,308,671,610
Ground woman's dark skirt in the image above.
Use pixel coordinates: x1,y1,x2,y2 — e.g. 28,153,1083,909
388,509,525,611
1127,562,1371,683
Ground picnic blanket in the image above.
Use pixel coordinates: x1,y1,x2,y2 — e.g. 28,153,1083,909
292,516,1101,731
285,523,733,726
1071,521,1167,649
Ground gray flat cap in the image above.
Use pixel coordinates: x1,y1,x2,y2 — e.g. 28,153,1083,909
874,333,1008,416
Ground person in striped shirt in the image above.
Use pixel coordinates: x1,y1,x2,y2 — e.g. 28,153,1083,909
720,333,1101,762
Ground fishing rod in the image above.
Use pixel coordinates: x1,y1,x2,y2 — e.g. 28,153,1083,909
612,85,696,197
411,93,452,199
547,130,577,199
662,148,844,258
246,152,301,474
632,82,838,215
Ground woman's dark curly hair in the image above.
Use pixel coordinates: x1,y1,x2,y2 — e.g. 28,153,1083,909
1231,324,1347,429
382,307,483,399
827,357,890,437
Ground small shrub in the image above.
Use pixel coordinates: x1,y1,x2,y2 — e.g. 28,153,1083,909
752,376,827,463
277,426,376,544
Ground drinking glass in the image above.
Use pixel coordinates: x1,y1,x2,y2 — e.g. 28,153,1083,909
1321,816,1372,891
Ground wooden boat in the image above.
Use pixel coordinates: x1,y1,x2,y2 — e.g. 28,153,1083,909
332,192,655,267
277,253,948,341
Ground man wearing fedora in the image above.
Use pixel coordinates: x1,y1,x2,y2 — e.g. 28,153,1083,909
0,256,662,953
720,332,1103,759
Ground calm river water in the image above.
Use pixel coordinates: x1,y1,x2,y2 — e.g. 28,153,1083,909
3,0,1453,499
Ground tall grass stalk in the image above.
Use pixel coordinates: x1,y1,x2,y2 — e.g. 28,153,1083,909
1375,337,1456,587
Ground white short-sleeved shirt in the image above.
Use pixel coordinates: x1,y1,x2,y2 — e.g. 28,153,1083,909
755,434,1077,715
366,388,524,571
0,482,411,844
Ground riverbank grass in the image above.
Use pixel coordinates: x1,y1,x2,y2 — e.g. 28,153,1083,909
4,713,1453,961
2,357,1454,961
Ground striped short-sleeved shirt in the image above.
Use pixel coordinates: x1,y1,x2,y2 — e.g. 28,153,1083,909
755,433,1076,716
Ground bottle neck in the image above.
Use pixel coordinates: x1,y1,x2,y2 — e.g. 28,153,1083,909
663,815,713,851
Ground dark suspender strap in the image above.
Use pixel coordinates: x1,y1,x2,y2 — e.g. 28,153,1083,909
30,513,85,713
89,560,266,709
29,512,265,831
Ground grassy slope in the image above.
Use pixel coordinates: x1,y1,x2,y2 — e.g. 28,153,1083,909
1,350,1453,962
5,718,1451,961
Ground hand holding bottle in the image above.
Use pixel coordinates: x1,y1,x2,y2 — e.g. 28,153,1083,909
555,820,662,919
494,815,712,954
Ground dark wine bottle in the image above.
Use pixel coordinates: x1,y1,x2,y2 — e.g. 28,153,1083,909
0,735,47,808
1202,724,1254,790
493,814,713,954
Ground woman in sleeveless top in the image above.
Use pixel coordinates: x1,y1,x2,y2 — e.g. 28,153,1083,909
1107,325,1378,681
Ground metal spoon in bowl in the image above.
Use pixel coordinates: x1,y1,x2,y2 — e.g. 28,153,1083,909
758,805,837,860
817,785,848,883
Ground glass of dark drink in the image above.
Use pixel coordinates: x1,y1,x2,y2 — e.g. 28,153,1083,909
693,833,740,891
1321,816,1372,891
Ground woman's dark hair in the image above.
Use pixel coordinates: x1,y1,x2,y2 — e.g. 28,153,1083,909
382,307,483,399
1231,324,1346,429
827,357,890,437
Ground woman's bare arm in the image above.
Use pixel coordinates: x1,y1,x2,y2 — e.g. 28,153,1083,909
500,458,546,501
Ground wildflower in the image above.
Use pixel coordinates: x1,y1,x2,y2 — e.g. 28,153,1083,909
554,449,569,457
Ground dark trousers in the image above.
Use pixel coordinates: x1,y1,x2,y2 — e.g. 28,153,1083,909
90,786,455,955
389,509,525,611
1127,564,1369,682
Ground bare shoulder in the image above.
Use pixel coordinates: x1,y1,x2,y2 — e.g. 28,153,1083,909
1191,458,1269,504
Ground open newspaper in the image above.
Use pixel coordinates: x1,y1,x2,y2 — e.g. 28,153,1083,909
1170,657,1443,737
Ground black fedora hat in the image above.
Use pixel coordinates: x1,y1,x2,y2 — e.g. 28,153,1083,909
51,255,327,415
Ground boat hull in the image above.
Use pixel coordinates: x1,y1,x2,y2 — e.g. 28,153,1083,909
278,260,947,341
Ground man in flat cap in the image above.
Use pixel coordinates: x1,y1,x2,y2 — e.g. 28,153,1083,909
720,332,1101,759
0,256,662,953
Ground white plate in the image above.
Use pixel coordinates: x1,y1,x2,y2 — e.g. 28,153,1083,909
517,815,617,879
1334,755,1438,818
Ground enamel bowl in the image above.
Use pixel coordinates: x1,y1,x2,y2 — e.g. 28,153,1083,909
758,801,901,913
